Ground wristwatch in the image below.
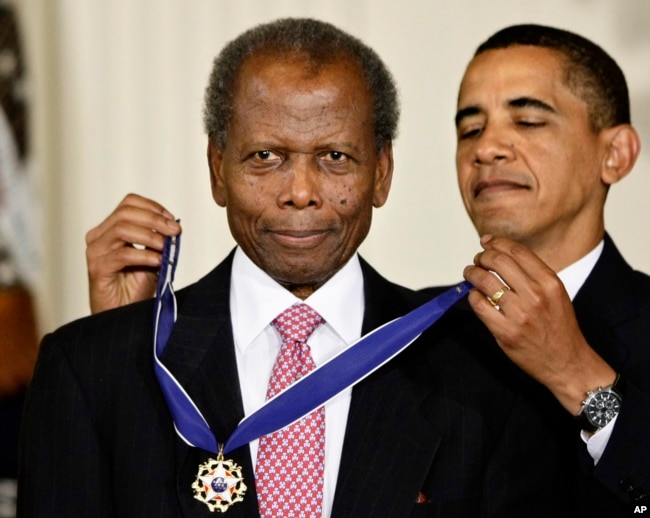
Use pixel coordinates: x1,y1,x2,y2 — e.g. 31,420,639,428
577,374,623,433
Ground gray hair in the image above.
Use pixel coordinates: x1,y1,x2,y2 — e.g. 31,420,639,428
203,18,400,151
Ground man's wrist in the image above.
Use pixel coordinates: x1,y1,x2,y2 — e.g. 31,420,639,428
576,374,624,433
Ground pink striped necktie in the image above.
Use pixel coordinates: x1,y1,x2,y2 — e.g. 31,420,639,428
256,303,326,518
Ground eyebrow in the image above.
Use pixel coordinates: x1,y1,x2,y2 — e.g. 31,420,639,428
508,96,556,114
454,106,481,128
454,96,557,128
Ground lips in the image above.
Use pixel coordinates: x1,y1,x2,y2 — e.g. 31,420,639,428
473,179,529,198
273,229,326,238
268,228,331,247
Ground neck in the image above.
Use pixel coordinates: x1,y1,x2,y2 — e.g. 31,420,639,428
283,282,321,300
524,229,605,273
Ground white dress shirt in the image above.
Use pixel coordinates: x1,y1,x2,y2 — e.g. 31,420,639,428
230,247,364,517
556,239,616,464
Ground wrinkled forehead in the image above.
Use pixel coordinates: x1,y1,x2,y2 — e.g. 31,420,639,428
226,52,375,146
234,50,370,106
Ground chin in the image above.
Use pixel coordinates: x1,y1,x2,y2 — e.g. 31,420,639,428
269,263,331,287
476,220,524,240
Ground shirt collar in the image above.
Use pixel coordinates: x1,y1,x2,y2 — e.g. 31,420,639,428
230,247,364,352
557,240,604,301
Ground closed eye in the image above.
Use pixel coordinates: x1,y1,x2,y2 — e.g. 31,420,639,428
458,126,483,140
516,120,546,128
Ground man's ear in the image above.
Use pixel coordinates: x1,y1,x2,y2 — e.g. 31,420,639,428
601,124,641,186
207,140,227,207
372,142,394,208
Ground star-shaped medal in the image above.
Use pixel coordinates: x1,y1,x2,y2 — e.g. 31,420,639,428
192,452,247,512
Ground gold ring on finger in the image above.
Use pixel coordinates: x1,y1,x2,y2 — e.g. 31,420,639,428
487,287,507,309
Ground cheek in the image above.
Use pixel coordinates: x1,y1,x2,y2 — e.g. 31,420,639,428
455,150,469,178
336,182,354,207
529,147,575,194
229,177,273,211
455,166,473,201
329,180,373,214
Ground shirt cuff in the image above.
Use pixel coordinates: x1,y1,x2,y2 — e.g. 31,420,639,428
580,415,618,465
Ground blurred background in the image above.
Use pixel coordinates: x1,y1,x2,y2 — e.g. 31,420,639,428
1,1,649,514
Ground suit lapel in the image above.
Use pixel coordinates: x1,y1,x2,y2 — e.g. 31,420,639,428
332,259,442,516
573,235,635,368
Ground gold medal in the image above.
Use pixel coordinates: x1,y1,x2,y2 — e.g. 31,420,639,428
192,447,247,512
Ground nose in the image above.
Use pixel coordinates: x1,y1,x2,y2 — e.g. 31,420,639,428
473,122,515,165
278,155,322,209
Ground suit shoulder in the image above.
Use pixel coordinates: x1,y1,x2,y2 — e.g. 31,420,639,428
47,298,154,344
38,296,164,382
45,281,198,349
631,267,650,291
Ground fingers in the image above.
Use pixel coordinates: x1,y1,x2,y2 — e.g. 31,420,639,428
86,193,181,312
464,269,511,327
464,236,549,326
476,235,556,284
86,194,181,263
87,242,163,281
85,193,181,250
466,236,561,305
85,194,179,313
463,234,573,348
464,263,509,306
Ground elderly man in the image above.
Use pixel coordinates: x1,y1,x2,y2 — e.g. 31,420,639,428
19,18,554,518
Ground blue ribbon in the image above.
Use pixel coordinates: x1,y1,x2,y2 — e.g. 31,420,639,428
153,232,219,453
154,234,471,454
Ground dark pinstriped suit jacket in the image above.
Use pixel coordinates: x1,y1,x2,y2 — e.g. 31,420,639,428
422,234,650,516
19,252,567,517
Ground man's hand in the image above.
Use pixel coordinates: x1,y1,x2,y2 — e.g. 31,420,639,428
462,235,616,415
85,193,182,314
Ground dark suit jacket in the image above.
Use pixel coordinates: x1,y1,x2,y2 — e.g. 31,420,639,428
19,253,566,517
423,234,650,516
573,235,650,508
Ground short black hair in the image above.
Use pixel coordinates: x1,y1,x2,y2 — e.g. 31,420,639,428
475,24,630,131
203,18,399,151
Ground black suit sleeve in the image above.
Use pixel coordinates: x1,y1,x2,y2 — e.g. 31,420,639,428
594,376,650,505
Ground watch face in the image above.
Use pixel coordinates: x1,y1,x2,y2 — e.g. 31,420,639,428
586,391,621,428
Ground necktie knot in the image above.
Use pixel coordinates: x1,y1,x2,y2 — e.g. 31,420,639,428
272,303,324,345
